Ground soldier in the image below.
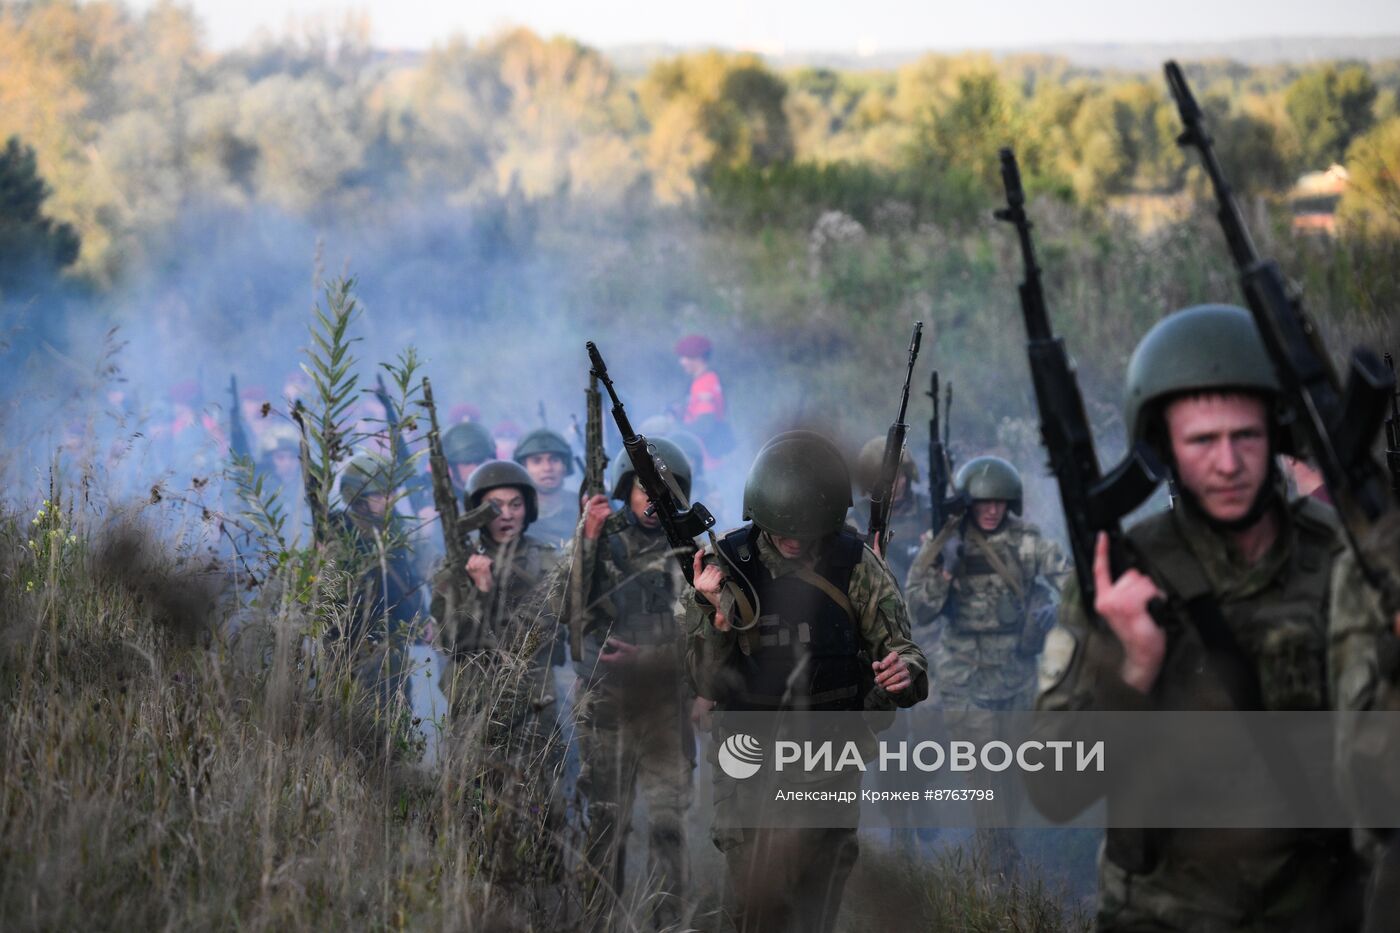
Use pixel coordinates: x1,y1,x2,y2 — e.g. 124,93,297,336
686,430,927,933
441,422,495,496
1033,304,1363,931
905,454,1067,873
513,427,580,545
564,437,696,926
850,436,930,587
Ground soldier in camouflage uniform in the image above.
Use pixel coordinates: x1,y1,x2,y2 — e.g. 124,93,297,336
1328,513,1400,932
432,460,564,719
849,436,930,587
906,454,1067,873
514,427,580,546
687,430,927,933
1034,305,1363,931
561,437,696,927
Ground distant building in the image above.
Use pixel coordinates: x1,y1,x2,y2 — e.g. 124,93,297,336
1288,164,1349,235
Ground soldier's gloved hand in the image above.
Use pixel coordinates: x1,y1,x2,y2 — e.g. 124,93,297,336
1091,531,1166,694
466,553,494,592
581,494,611,540
939,534,963,578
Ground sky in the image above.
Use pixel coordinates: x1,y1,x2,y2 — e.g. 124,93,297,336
137,0,1400,54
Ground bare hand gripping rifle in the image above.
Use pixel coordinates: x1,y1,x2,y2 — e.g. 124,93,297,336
421,378,499,602
587,342,715,582
1165,60,1400,616
867,322,923,552
995,148,1164,611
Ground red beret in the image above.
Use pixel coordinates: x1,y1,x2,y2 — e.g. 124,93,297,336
674,334,712,358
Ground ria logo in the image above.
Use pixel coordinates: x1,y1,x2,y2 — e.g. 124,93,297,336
718,733,764,780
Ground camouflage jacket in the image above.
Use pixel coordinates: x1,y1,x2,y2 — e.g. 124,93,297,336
1034,497,1360,932
557,509,688,693
1329,512,1400,864
906,515,1068,706
432,531,562,668
685,527,928,714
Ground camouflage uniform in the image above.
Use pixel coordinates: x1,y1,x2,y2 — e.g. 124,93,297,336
561,508,693,925
686,530,928,933
1035,496,1363,932
1328,513,1400,932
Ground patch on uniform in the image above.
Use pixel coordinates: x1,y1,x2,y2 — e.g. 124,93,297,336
1038,625,1078,695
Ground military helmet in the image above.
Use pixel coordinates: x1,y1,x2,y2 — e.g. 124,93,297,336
443,421,495,465
466,459,539,524
340,456,393,502
743,430,852,540
512,428,575,475
609,437,693,501
855,435,919,493
955,456,1023,515
1124,304,1281,452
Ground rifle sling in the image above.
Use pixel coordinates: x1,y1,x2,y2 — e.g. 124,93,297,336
967,527,1025,601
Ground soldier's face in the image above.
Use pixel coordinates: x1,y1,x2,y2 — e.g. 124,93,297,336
679,356,705,377
362,493,389,518
971,500,1008,531
1165,393,1271,524
767,534,814,560
629,481,659,528
451,462,479,487
523,453,566,492
484,488,527,542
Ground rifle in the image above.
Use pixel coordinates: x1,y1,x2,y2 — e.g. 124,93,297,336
421,378,499,593
374,374,431,513
1386,353,1400,499
586,342,715,583
927,370,961,532
1165,60,1400,614
228,374,252,462
995,148,1163,610
581,371,609,501
868,323,924,552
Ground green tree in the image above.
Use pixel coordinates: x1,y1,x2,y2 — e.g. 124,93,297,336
1338,116,1400,236
0,134,80,289
1285,64,1377,168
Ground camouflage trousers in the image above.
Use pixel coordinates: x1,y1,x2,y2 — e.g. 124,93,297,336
577,684,693,926
942,687,1036,878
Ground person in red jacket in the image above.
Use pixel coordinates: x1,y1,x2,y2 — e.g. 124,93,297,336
674,334,734,462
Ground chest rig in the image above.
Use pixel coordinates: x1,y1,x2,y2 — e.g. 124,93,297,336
605,519,678,645
715,525,868,711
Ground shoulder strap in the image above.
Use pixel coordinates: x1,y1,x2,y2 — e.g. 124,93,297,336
790,567,857,624
966,527,1025,600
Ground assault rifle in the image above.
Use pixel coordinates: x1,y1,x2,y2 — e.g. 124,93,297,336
995,148,1163,609
868,322,924,552
927,370,961,532
228,375,252,462
1386,353,1400,499
587,342,715,582
1166,60,1400,614
581,371,609,501
374,374,431,513
421,378,499,591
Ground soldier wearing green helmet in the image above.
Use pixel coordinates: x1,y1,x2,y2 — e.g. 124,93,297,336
333,455,427,642
441,422,495,495
559,436,697,925
1033,304,1364,931
685,430,927,933
849,436,931,585
513,427,578,545
905,453,1067,875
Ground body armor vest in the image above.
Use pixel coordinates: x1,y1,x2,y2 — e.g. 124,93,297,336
606,520,679,646
715,525,868,711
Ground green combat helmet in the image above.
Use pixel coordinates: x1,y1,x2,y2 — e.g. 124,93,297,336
1124,304,1282,453
513,427,575,476
466,459,539,524
743,430,852,540
609,437,693,501
855,435,919,495
955,456,1023,515
340,456,394,502
443,422,496,466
